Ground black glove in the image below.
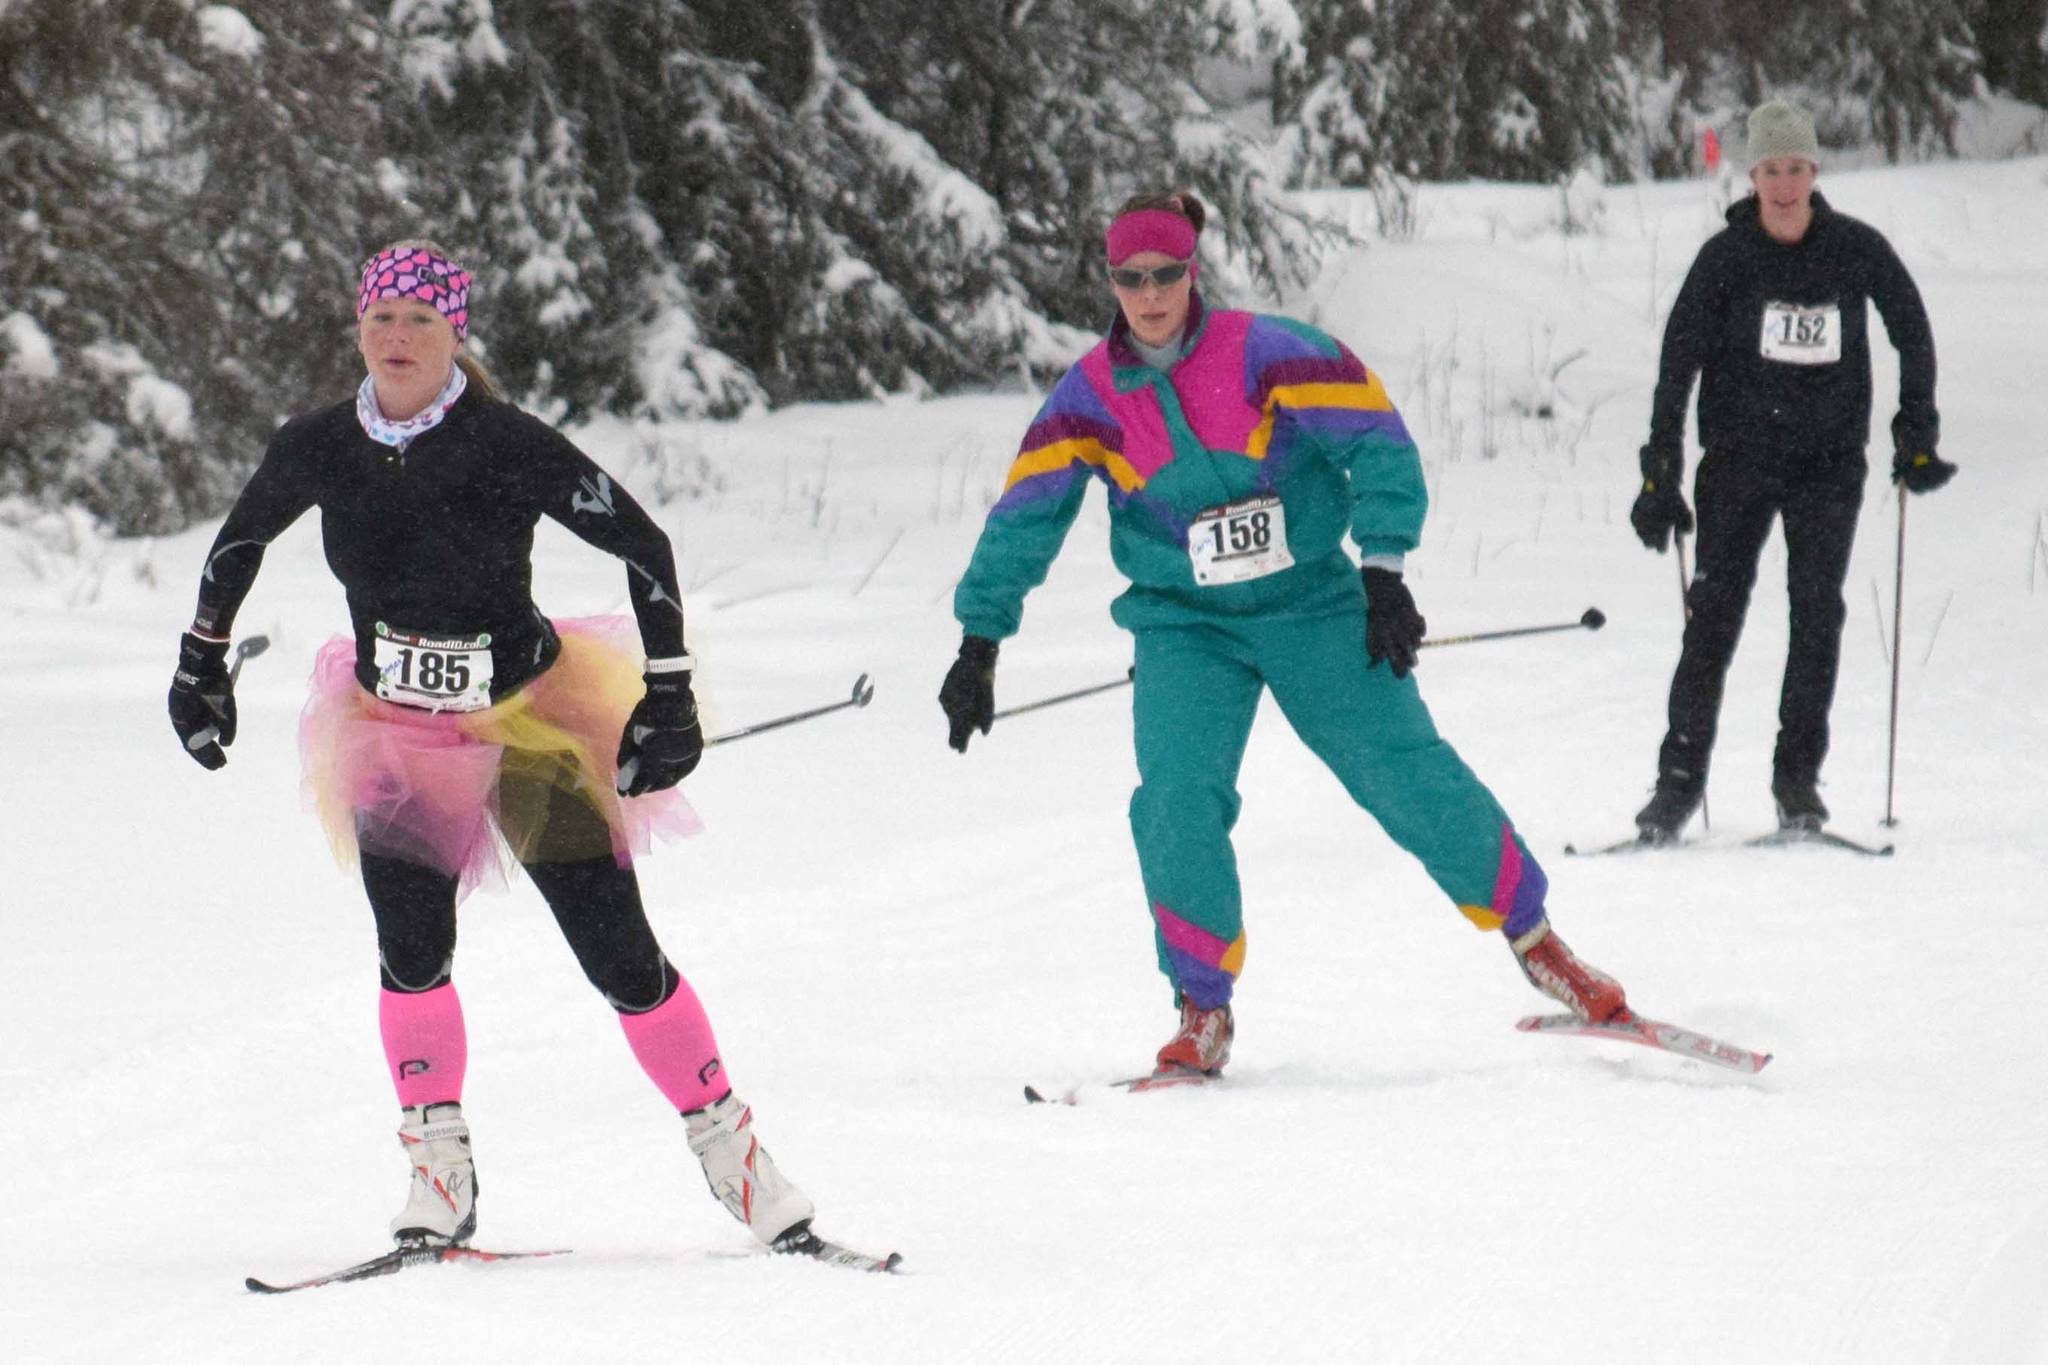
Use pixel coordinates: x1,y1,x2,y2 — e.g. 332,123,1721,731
1892,446,1956,494
1631,444,1695,552
1361,567,1426,679
1630,477,1695,552
168,632,237,770
939,635,999,753
616,670,703,796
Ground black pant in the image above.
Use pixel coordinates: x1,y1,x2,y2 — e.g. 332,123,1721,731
364,851,679,1013
1657,447,1865,793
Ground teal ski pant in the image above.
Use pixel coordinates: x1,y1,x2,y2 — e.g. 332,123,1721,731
1129,605,1548,1009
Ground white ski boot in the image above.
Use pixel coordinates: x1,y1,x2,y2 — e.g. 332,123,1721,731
684,1093,814,1245
390,1101,477,1245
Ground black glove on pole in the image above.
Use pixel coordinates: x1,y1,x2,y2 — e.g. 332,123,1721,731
1630,445,1694,552
1361,567,1426,679
617,664,704,796
939,635,999,752
1892,446,1957,494
168,632,238,769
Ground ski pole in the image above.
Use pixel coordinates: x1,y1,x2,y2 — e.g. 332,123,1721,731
1883,485,1906,826
1674,531,1710,832
706,674,874,747
1419,607,1605,649
991,667,1135,723
186,634,272,753
990,608,1610,724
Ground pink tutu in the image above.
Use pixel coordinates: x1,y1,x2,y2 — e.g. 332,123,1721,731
298,615,701,901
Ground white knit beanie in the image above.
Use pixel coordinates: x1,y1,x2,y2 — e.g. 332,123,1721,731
1746,99,1820,168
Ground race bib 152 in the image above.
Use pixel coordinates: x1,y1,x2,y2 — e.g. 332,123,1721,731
1759,300,1842,365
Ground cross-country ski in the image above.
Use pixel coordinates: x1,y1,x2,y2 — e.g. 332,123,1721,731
1517,1012,1774,1074
245,1244,569,1295
1024,1069,1221,1106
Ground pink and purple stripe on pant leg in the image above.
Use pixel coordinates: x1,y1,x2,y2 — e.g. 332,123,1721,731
1152,902,1247,1010
1456,825,1548,938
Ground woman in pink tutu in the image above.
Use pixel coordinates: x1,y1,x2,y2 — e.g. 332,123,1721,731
166,240,834,1259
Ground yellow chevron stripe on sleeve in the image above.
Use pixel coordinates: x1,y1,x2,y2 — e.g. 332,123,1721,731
1267,374,1393,414
1247,370,1396,459
1002,436,1143,494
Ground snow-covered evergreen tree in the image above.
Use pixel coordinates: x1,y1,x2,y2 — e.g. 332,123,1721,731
1280,0,1629,189
4,0,2040,534
816,0,1321,340
1,0,392,533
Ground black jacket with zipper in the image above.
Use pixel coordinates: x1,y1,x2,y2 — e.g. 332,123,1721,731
1643,190,1937,482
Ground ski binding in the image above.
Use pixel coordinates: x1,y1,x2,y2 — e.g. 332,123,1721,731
773,1225,902,1273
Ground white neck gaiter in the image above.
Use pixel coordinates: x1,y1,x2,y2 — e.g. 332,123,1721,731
357,364,467,451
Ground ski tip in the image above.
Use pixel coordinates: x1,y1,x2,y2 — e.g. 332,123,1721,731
245,1277,278,1294
880,1252,905,1273
1023,1085,1047,1104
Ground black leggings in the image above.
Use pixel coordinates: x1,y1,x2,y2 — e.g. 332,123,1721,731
364,851,680,1013
1658,447,1865,789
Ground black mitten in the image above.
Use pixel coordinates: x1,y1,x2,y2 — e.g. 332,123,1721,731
168,632,238,770
616,668,703,796
939,635,999,753
1361,567,1426,679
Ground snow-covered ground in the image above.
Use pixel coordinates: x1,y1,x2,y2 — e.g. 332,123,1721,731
4,158,2047,1363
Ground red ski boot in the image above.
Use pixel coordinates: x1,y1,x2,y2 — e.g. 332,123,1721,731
1511,922,1628,1022
1155,999,1234,1076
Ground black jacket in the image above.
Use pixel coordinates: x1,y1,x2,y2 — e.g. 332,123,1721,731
1644,190,1937,479
193,389,684,700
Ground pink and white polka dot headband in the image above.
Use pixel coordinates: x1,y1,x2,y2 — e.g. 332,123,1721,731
356,245,471,340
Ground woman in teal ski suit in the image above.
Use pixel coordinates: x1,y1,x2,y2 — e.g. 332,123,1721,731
939,191,1627,1076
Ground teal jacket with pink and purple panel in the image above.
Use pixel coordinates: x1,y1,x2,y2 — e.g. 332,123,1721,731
953,294,1426,638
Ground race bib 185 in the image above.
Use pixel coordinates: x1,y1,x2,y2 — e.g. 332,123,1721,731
1759,300,1842,365
1188,495,1292,586
372,623,495,712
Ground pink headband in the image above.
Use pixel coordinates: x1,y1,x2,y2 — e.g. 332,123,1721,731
357,246,472,340
1105,208,1199,266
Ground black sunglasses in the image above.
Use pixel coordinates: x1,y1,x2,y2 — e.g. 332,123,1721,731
1107,259,1192,290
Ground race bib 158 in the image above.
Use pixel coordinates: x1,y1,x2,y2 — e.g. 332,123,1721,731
1188,494,1292,586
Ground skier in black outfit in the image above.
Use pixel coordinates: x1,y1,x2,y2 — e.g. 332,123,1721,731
165,239,831,1257
1630,99,1956,842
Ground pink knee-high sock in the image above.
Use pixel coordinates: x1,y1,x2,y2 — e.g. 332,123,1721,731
379,984,468,1108
618,976,729,1113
